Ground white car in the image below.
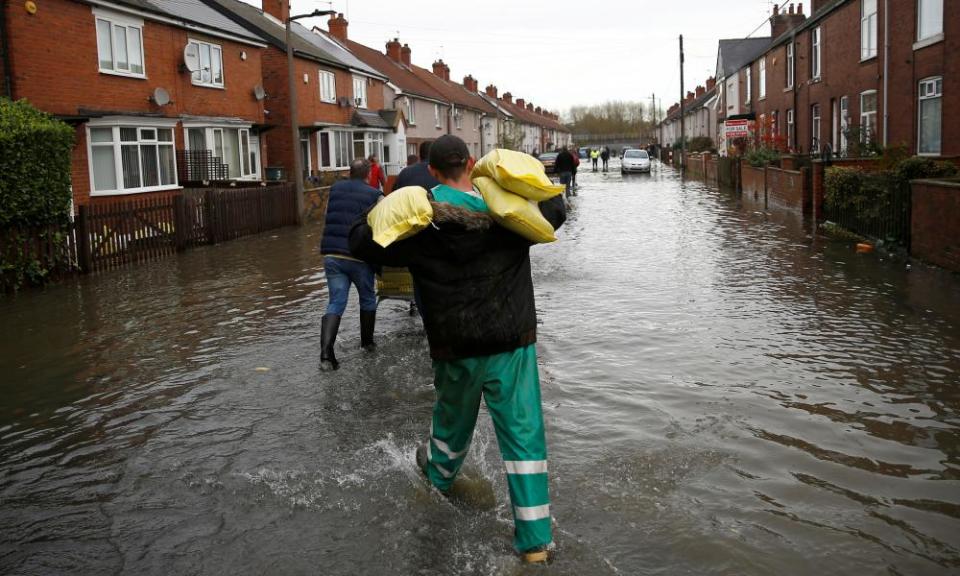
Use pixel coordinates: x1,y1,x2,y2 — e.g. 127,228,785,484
621,149,651,174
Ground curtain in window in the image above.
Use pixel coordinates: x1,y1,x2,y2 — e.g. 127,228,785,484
919,97,942,154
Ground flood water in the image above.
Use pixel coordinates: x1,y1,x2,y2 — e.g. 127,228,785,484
2,161,959,575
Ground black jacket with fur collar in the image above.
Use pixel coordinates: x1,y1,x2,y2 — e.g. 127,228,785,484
349,194,566,361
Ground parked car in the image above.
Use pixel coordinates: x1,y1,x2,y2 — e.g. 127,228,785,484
538,152,559,174
578,147,589,159
621,149,651,174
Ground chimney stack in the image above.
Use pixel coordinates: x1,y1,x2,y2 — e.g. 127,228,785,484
386,38,402,62
706,76,717,91
432,60,450,81
535,106,542,115
327,12,348,41
486,84,498,98
263,0,288,23
516,98,526,108
502,92,513,104
526,103,534,111
696,85,705,97
770,2,806,38
400,44,411,66
463,75,478,92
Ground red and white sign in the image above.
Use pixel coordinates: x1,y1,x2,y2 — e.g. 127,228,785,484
724,119,751,139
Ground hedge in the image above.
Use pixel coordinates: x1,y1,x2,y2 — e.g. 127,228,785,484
0,98,75,228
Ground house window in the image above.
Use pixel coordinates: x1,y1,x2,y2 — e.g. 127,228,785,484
352,76,367,108
319,130,353,169
759,57,766,99
745,67,752,103
300,130,312,177
787,108,794,149
861,0,878,60
811,104,821,152
786,42,794,88
860,90,877,144
406,98,416,125
319,70,336,103
839,96,849,153
918,0,943,41
94,10,144,77
811,26,822,79
185,126,258,179
188,39,223,88
453,105,462,130
434,104,441,128
88,124,177,194
918,77,942,155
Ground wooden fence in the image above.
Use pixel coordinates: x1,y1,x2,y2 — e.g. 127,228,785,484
2,184,298,287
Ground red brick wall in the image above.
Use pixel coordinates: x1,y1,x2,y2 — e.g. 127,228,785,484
741,165,766,199
911,179,960,272
766,167,809,213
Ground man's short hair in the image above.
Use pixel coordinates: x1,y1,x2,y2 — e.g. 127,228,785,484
419,141,432,161
406,154,419,166
428,135,470,181
350,158,371,180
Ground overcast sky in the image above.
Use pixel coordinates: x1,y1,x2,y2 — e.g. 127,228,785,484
242,0,787,118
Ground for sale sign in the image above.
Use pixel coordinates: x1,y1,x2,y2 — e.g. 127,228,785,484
724,119,751,139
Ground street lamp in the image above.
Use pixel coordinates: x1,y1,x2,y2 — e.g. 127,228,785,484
287,8,337,224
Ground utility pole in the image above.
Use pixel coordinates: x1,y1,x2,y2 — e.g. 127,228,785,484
679,34,686,175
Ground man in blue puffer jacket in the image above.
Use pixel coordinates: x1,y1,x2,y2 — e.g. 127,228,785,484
319,158,382,370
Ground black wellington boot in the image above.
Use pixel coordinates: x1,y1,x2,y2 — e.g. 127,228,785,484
360,310,376,351
320,314,341,371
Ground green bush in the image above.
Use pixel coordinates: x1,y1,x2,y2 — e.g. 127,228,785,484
894,156,958,181
1,98,76,292
0,98,75,228
824,166,864,211
744,146,780,168
687,136,715,154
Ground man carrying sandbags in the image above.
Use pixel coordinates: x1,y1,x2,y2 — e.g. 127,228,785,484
349,135,565,564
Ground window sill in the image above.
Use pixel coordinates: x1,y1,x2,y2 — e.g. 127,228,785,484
917,152,942,157
99,69,147,80
859,55,878,64
809,77,822,85
90,184,181,197
191,82,225,90
914,34,944,51
321,99,337,104
783,86,794,92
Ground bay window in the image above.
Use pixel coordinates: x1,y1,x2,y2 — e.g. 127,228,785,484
94,10,144,77
88,122,177,195
319,130,352,170
918,77,942,155
185,125,260,179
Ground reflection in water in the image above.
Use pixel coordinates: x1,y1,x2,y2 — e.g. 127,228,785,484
1,163,959,575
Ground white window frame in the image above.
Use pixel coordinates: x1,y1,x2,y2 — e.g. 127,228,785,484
839,95,849,153
860,90,877,144
352,76,367,109
93,8,145,78
86,118,178,196
319,70,336,103
434,103,442,128
453,105,462,130
759,57,766,99
811,26,822,80
745,67,752,104
918,76,942,156
184,124,260,180
917,0,944,43
811,104,821,152
406,98,416,126
318,130,353,170
787,108,794,149
188,38,224,88
786,42,794,89
861,0,878,60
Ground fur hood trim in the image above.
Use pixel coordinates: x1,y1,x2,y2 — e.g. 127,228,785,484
430,201,493,231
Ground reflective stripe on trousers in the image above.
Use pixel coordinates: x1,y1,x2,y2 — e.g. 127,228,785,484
427,344,552,552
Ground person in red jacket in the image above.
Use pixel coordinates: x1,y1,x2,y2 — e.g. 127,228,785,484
367,154,386,191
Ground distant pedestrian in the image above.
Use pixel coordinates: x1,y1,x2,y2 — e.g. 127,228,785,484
367,154,386,191
319,158,383,370
590,148,599,171
600,147,610,172
406,153,419,167
571,147,580,190
394,141,440,191
554,145,575,198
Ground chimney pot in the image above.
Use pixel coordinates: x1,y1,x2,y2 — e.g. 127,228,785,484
486,84,498,98
386,38,402,62
503,92,513,104
400,44,411,66
328,12,348,41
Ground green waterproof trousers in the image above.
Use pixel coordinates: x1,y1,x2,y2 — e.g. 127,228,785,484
424,344,551,553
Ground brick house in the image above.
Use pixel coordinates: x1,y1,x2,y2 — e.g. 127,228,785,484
2,0,269,206
204,1,392,183
713,37,772,154
659,81,719,149
745,0,954,157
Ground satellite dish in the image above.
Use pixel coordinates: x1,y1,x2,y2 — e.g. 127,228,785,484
151,87,171,106
183,43,200,73
253,84,266,101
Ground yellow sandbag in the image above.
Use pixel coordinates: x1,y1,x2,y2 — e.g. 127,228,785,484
471,149,564,201
367,186,432,247
473,177,556,244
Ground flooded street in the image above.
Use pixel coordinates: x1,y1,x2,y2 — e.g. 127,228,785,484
2,162,959,575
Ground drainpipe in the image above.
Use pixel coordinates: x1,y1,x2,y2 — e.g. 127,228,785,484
882,0,889,146
1,2,14,99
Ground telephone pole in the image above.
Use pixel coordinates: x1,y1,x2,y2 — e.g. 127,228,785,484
679,34,686,175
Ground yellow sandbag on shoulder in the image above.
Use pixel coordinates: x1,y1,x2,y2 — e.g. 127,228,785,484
367,186,432,247
471,149,564,201
473,177,556,244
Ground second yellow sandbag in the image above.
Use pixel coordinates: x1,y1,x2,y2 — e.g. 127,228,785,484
471,149,564,201
473,177,556,244
367,186,432,247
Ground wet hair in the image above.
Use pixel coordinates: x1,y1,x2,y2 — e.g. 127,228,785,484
349,158,371,180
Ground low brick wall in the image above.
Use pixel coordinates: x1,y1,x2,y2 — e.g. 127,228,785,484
705,158,718,184
911,178,960,272
741,165,766,199
766,167,810,214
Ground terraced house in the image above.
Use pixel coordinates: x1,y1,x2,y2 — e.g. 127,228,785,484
2,0,269,206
